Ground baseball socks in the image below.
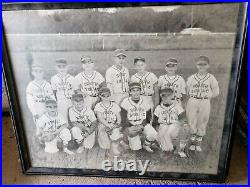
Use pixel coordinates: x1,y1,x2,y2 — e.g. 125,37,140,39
62,142,74,155
189,134,196,151
177,142,187,158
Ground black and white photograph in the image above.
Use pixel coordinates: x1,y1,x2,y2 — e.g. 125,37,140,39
2,2,247,182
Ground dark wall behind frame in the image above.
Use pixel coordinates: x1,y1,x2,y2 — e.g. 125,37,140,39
2,2,248,182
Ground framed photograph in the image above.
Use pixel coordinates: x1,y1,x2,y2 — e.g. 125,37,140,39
2,2,247,182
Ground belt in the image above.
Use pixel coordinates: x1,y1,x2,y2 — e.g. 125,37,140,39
191,96,208,100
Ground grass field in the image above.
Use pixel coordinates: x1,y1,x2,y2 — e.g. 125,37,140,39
6,34,234,175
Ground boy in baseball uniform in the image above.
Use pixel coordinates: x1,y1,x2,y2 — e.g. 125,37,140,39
69,93,98,153
36,99,74,155
26,63,55,124
186,56,219,152
94,86,124,156
74,56,105,109
106,49,130,105
120,82,158,152
154,88,189,158
131,57,158,108
51,59,74,121
158,58,186,106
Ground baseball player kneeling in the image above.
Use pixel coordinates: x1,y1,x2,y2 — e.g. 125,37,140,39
94,86,125,156
120,82,158,152
36,99,74,155
68,93,98,153
154,88,189,158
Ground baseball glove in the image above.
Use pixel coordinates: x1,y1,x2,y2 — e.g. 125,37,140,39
127,125,143,137
41,133,58,142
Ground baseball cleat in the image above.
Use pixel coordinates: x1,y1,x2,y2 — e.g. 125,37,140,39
63,148,75,155
189,145,196,151
195,146,202,152
178,151,187,158
76,146,85,153
143,145,154,153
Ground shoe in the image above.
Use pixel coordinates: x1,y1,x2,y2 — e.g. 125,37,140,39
63,148,75,155
196,146,202,152
143,145,154,153
189,145,196,151
76,146,85,153
178,151,187,158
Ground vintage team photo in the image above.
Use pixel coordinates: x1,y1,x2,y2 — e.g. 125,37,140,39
3,3,242,175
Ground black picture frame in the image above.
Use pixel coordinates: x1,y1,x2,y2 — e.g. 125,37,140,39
2,2,247,182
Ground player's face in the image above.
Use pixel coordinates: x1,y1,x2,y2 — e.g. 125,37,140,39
56,64,68,74
46,103,57,116
161,93,175,105
82,62,94,72
196,60,209,73
114,55,126,66
165,63,177,75
100,92,111,101
130,88,141,100
32,68,44,80
135,60,146,72
73,100,84,111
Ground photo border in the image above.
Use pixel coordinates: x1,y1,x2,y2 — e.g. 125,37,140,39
2,2,248,182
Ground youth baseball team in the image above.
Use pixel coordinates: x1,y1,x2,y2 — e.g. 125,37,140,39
26,49,219,158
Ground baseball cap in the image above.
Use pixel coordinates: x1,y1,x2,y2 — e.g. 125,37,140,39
134,57,145,64
165,58,178,65
114,49,127,57
129,82,141,90
159,88,174,97
56,58,67,65
31,63,44,70
99,87,111,96
71,93,84,102
196,55,210,65
81,56,93,64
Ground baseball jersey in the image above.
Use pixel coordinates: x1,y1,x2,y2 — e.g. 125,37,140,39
94,102,121,124
69,106,97,128
106,65,129,94
158,74,186,99
74,71,105,97
131,72,158,96
187,73,219,98
154,103,184,125
120,97,151,126
36,112,67,135
51,73,74,99
26,80,55,115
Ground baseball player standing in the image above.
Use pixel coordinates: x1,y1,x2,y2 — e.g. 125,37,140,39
51,59,74,121
94,86,124,156
68,94,98,153
154,88,189,158
36,99,74,155
186,56,219,152
158,58,186,106
26,63,55,124
105,49,130,105
131,57,159,108
120,82,158,152
74,56,105,109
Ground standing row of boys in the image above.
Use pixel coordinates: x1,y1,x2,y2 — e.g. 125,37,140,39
26,49,220,158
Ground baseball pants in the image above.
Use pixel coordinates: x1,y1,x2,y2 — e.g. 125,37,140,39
71,126,95,149
43,128,72,153
97,123,123,149
127,124,158,151
141,95,154,108
84,96,99,109
186,98,211,137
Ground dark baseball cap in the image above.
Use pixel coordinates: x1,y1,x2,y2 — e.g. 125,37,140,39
129,82,141,90
114,49,127,57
